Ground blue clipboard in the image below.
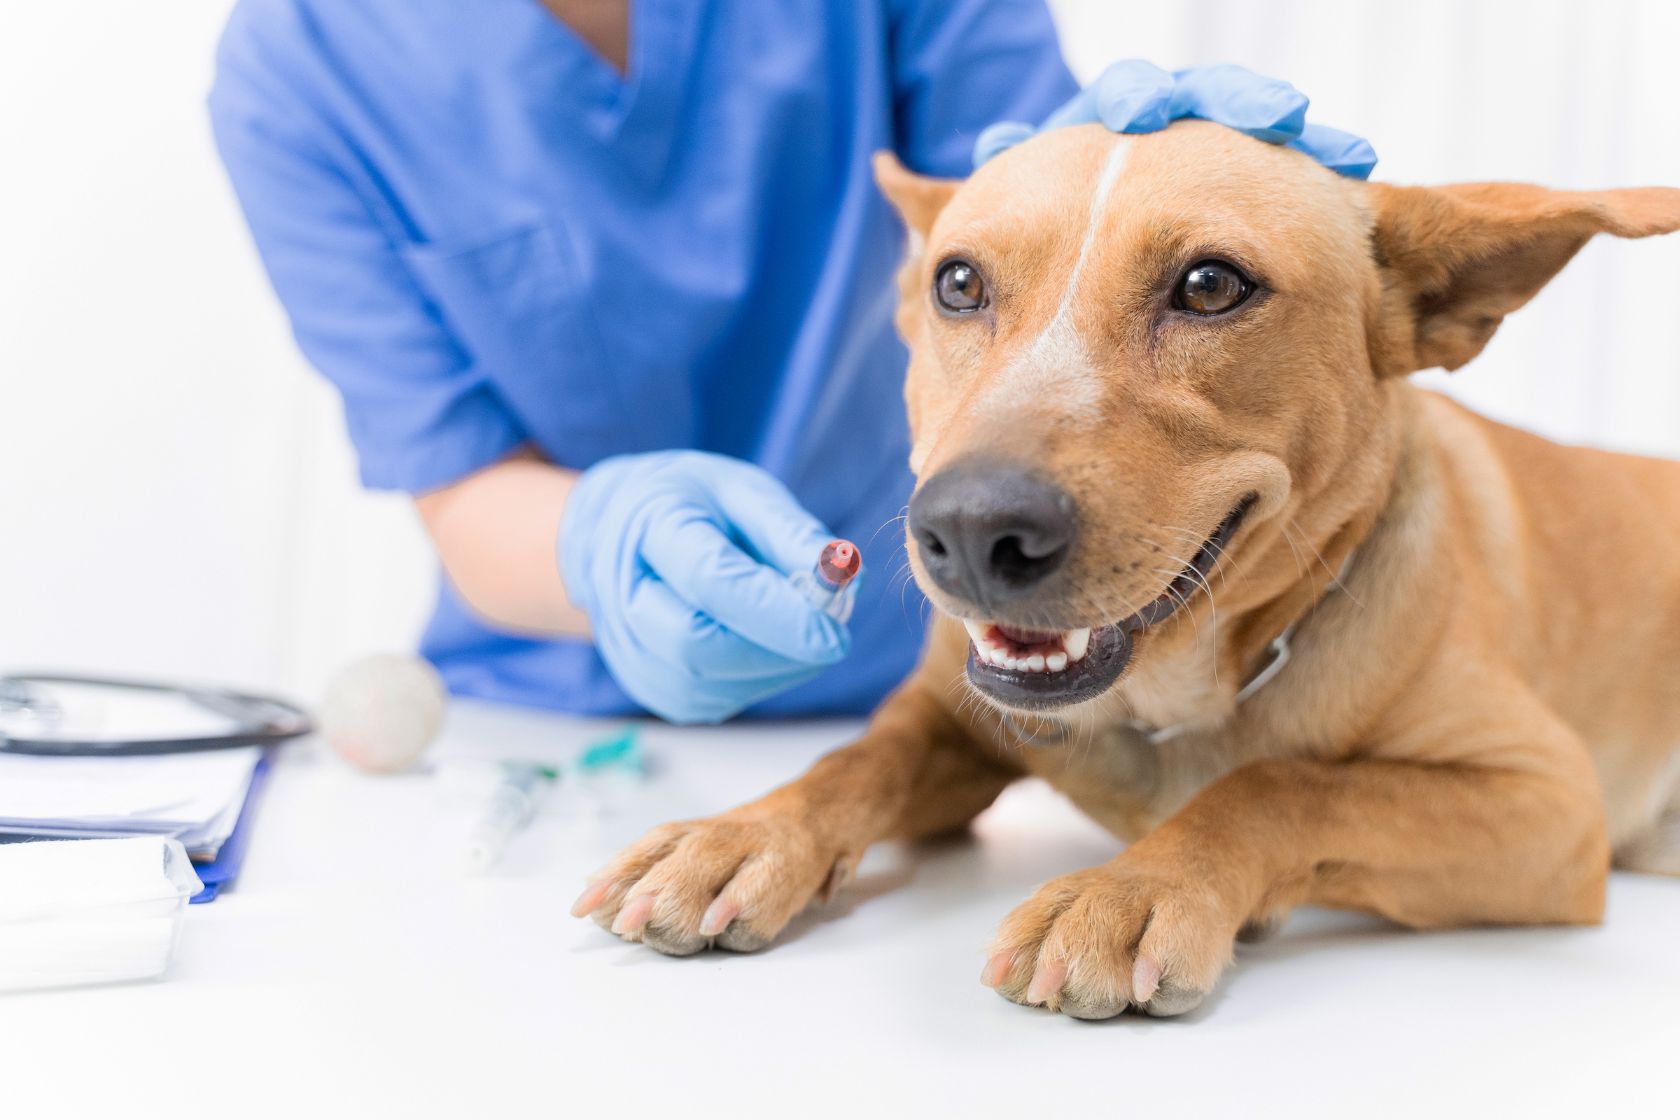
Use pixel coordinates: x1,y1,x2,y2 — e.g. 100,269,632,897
189,750,273,903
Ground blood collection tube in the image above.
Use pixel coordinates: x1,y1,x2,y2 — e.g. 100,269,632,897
792,539,862,623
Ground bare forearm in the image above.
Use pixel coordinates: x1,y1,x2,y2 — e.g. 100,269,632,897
414,446,591,637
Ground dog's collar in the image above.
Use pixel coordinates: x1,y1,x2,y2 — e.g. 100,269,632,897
1119,605,1300,747
1002,547,1359,749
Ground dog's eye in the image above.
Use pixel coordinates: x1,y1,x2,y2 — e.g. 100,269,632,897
934,259,988,313
1175,261,1253,315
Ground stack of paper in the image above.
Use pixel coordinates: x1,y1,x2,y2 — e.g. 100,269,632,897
0,837,203,992
0,747,263,858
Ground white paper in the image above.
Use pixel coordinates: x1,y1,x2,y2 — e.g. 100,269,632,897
0,748,260,853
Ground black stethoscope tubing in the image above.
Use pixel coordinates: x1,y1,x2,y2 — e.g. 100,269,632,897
0,673,314,757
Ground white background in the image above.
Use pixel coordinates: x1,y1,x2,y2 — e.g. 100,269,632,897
3,0,1678,700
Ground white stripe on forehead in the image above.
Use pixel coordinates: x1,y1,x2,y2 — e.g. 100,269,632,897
1055,134,1133,321
983,136,1132,417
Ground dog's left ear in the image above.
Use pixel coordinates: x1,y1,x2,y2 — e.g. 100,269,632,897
873,151,959,238
1367,181,1680,376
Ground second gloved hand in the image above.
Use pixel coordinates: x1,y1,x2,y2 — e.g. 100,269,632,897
558,451,850,724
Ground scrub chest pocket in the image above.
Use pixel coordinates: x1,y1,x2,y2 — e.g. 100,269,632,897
399,223,627,465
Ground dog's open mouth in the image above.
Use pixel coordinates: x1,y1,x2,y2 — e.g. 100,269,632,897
962,496,1255,712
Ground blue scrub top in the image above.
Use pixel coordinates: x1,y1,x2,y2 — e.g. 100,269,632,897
210,0,1076,717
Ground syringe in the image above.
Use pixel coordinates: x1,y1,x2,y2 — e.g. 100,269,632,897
463,762,558,874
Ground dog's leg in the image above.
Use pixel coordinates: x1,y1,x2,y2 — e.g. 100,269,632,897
984,707,1607,1019
574,678,1014,956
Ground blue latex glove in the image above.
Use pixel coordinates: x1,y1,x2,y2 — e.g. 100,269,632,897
974,60,1376,179
558,451,851,724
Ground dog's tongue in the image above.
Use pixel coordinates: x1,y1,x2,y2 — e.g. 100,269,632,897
996,624,1061,646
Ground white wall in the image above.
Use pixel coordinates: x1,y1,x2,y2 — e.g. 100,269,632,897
0,2,435,700
1,1,1675,702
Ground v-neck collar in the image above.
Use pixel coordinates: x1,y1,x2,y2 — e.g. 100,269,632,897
507,0,701,181
529,0,637,119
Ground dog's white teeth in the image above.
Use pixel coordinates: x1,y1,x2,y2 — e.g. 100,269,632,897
963,620,1012,670
965,619,1092,674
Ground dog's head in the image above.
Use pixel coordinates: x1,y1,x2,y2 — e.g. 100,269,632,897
876,121,1680,715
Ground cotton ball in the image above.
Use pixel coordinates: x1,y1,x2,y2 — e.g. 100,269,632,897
319,654,446,773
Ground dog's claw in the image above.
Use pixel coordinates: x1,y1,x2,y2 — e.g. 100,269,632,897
611,893,656,936
570,879,614,918
1132,953,1162,1004
1026,958,1068,1005
698,896,741,937
980,951,1014,988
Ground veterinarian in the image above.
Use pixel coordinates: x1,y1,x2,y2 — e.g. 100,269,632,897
210,0,1372,723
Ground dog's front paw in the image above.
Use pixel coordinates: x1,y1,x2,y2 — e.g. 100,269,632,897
571,812,847,957
981,859,1238,1020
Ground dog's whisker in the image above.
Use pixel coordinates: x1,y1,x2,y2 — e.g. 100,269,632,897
866,508,910,550
1288,517,1366,610
1279,525,1310,583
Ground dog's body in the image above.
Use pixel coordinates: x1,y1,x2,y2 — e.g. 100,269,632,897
575,123,1680,1018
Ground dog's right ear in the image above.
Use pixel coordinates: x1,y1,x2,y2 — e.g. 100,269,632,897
1367,181,1680,377
873,151,959,238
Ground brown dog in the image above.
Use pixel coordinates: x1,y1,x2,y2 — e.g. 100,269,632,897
572,122,1680,1019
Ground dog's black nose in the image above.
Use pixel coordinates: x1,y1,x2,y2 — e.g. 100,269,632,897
908,463,1076,605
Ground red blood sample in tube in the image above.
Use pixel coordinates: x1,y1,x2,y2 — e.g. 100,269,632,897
816,540,861,591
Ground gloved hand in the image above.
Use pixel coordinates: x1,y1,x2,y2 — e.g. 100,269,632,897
975,60,1376,179
558,451,850,724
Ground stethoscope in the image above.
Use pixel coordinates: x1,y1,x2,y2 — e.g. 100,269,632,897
0,673,314,757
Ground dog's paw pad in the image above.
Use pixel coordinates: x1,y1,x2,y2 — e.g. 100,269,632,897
1057,987,1130,1021
1138,978,1209,1018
